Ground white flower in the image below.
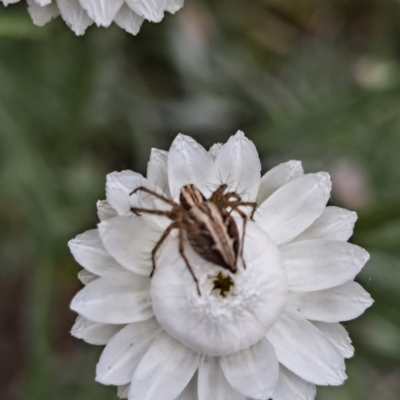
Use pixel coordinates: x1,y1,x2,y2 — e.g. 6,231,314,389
1,0,184,36
69,131,373,400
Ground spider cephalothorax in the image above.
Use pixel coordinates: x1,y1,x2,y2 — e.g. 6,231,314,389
130,184,256,295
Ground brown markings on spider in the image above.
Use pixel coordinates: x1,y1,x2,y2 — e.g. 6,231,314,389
130,184,257,295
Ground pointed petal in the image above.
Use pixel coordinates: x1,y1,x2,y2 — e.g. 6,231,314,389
1,0,21,6
125,0,165,23
292,206,358,242
209,143,222,160
34,0,51,5
78,0,123,26
69,229,124,276
168,134,218,201
96,318,162,385
71,315,123,345
272,365,316,400
214,131,261,202
97,200,118,221
165,0,184,14
114,4,144,35
220,338,279,400
56,0,93,35
147,148,171,196
129,331,200,400
106,170,170,227
266,312,346,386
70,272,153,324
27,0,60,26
286,281,373,322
312,322,354,359
98,215,164,276
255,173,331,246
281,239,370,292
106,170,144,216
198,356,245,400
257,161,304,205
78,269,98,285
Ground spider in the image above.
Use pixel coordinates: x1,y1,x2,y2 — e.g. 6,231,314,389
130,184,257,295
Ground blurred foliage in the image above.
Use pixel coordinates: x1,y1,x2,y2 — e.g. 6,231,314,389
1,0,400,399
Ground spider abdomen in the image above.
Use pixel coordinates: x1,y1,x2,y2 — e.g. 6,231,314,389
184,202,239,273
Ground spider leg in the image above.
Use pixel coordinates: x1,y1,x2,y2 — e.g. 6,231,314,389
178,223,201,296
229,201,257,220
130,186,177,206
209,184,228,202
240,202,257,220
130,207,173,218
225,192,242,201
150,221,179,277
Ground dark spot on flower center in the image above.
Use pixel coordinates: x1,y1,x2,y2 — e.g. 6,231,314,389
212,272,234,297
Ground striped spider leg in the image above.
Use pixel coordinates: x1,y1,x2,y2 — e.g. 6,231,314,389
130,186,201,295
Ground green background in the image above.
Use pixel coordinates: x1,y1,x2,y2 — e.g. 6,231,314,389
0,0,400,399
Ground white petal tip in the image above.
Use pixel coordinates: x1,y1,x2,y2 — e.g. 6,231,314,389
348,210,358,223
150,148,167,159
234,130,246,138
360,248,371,265
310,172,332,197
174,133,192,143
288,160,303,173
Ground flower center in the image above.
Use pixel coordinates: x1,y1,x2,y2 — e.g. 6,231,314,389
151,220,288,356
212,272,234,297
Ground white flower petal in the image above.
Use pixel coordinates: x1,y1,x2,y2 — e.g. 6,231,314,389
114,4,144,35
281,240,370,292
70,272,153,324
220,338,279,400
96,318,162,385
255,173,331,246
129,331,200,400
27,0,60,26
214,131,261,202
71,315,123,345
106,170,145,216
286,281,373,322
272,365,316,400
78,269,98,285
147,148,171,197
99,215,164,276
34,0,52,5
78,0,123,27
1,0,21,6
106,170,170,227
125,0,165,23
312,322,354,359
69,229,124,276
165,0,184,14
209,143,222,160
198,356,245,400
266,312,346,386
292,206,358,242
56,0,93,35
97,200,118,221
167,134,218,201
257,160,304,205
